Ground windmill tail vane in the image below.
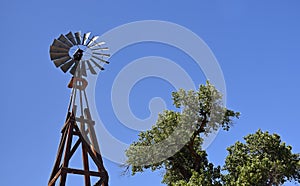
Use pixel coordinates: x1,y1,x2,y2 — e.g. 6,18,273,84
48,31,110,186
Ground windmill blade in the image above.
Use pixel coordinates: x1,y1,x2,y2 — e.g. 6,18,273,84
50,52,69,60
82,32,91,45
50,46,69,53
58,34,73,47
93,52,111,57
90,58,104,70
87,36,99,47
92,55,110,64
91,47,109,51
69,61,79,75
60,59,75,73
99,58,110,64
52,39,70,50
75,32,82,45
53,56,71,67
65,32,77,45
90,41,105,48
81,60,87,77
86,60,97,75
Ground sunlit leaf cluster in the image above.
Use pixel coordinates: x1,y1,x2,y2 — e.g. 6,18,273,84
223,129,300,186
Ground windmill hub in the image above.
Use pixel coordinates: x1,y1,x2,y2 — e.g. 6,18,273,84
70,46,92,61
73,48,84,61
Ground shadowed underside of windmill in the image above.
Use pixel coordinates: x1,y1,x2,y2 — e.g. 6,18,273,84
48,31,110,186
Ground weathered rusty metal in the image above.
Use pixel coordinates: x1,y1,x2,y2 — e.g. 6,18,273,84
48,112,109,186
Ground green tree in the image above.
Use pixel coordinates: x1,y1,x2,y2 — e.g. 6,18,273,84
223,129,300,186
125,81,240,185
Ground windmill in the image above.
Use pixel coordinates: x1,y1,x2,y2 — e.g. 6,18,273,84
48,31,110,186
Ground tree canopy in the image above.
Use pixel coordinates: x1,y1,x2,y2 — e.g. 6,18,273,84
125,82,299,186
223,129,300,186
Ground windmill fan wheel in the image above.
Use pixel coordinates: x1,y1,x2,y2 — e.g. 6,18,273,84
49,31,110,76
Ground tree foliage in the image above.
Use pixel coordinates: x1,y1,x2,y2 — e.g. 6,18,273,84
125,81,299,185
223,129,300,186
126,81,240,185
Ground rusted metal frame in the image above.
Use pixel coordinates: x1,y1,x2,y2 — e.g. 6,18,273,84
72,105,78,120
73,123,107,174
78,84,93,151
64,115,107,185
62,167,101,177
75,115,93,144
49,72,109,185
79,115,89,141
61,107,76,133
76,137,109,186
71,82,78,115
75,116,96,126
73,130,88,137
59,120,74,186
73,131,82,136
78,107,108,186
82,88,94,147
83,86,90,109
84,107,101,153
94,178,104,186
48,168,62,186
82,141,91,186
48,121,69,185
78,89,92,186
61,114,71,133
68,137,81,160
88,126,101,156
67,85,76,113
78,84,85,124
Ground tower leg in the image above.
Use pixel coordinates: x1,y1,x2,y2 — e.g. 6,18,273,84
82,144,91,186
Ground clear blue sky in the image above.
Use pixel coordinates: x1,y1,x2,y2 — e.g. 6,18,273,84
1,1,299,185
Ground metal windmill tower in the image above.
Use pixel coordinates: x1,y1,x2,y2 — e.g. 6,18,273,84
48,31,110,186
